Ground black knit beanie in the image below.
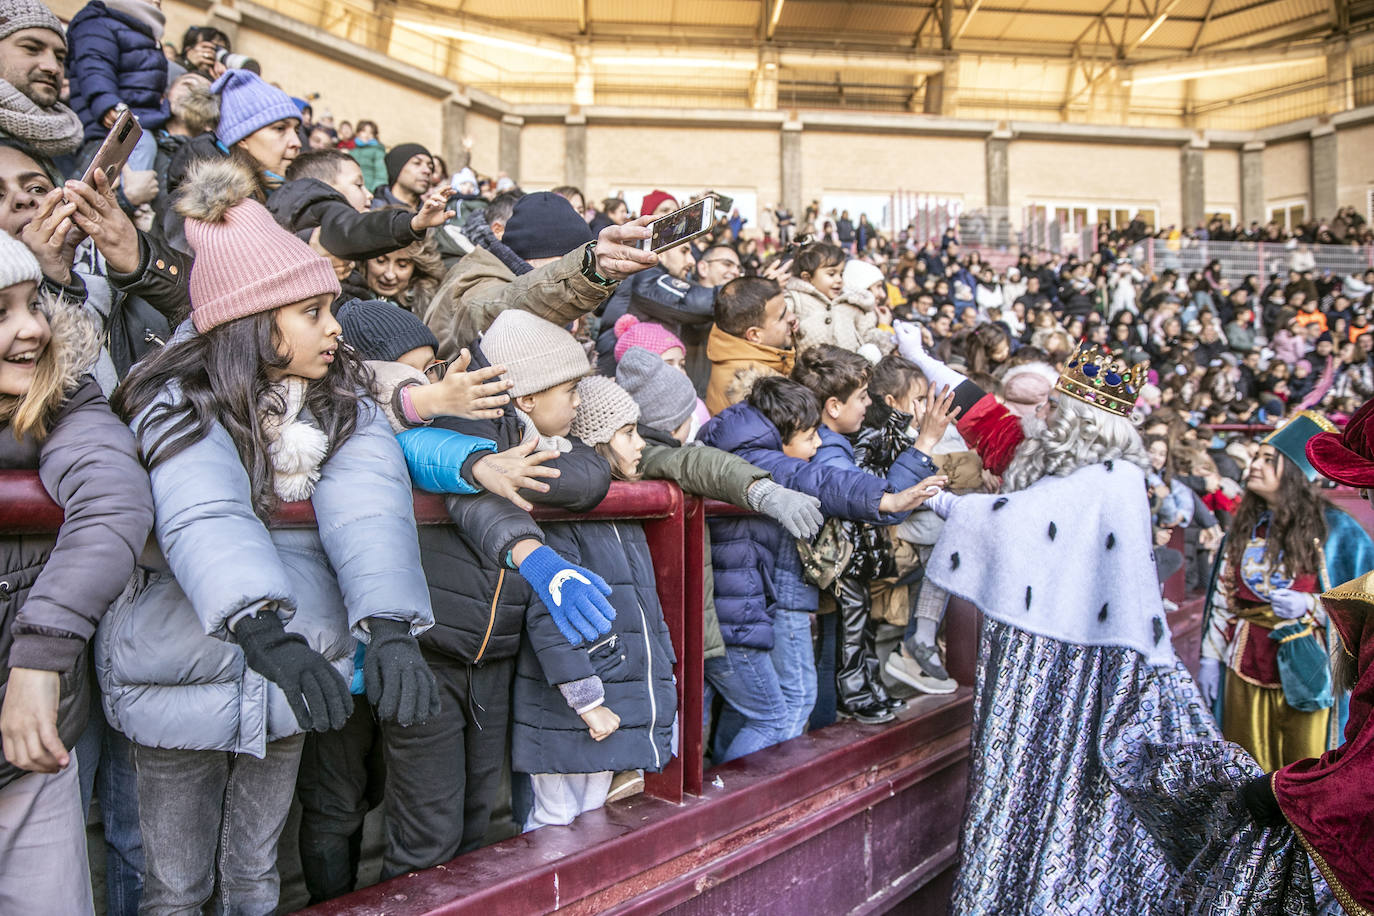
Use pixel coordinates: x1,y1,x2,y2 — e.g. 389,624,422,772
501,191,594,261
385,143,431,186
336,298,439,362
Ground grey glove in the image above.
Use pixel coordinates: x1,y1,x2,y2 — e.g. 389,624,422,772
1196,657,1222,709
749,479,824,539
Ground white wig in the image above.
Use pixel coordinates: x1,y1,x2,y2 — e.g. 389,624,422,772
1002,394,1151,493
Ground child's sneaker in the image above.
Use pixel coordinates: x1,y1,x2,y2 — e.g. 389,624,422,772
607,769,645,803
885,643,957,695
837,701,896,725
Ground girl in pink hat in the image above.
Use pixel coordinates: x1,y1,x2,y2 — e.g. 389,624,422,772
613,313,711,436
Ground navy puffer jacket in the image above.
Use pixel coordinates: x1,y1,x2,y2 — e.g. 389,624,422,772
67,0,169,143
697,402,891,650
512,519,677,775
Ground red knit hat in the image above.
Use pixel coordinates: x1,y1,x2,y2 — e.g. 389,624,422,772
640,189,677,217
176,159,341,333
1307,395,1374,487
613,314,685,362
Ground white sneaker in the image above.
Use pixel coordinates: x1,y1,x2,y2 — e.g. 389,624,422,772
884,647,957,695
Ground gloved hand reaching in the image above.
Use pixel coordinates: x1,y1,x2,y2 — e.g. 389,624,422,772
893,320,967,393
518,545,616,646
748,479,824,539
1196,657,1222,708
1239,773,1284,827
364,618,441,727
1269,588,1311,620
927,488,961,520
235,610,353,732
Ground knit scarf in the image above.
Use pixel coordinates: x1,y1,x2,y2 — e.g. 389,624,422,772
263,378,329,502
463,209,532,277
0,78,82,157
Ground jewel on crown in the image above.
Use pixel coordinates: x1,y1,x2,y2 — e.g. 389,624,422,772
1054,342,1148,419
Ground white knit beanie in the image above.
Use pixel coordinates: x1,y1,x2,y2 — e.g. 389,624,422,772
842,259,885,297
481,310,590,397
0,231,43,290
570,376,640,446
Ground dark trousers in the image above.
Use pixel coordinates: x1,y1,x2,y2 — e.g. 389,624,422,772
832,576,890,710
296,701,385,904
379,654,513,879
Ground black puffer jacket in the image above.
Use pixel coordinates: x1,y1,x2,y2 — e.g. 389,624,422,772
267,177,422,262
417,344,611,665
0,354,153,787
512,519,677,775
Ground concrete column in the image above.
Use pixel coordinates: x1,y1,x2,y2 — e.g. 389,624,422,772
573,43,595,108
499,115,523,184
750,49,779,110
923,58,958,116
1310,125,1338,221
564,114,587,191
206,2,242,45
1180,139,1206,230
1327,41,1354,114
922,73,943,115
1240,141,1264,227
985,128,1010,212
441,95,470,173
781,120,802,223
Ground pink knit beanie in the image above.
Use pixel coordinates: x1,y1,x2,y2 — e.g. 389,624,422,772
613,314,685,362
176,159,341,332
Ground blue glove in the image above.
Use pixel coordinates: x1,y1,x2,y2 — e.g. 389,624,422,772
1269,588,1310,620
397,426,496,495
1196,657,1222,709
517,545,615,646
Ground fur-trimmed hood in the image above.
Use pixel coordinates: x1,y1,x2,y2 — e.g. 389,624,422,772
1,291,104,435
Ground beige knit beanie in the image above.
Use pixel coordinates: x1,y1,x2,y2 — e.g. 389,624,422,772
570,376,640,446
480,310,590,397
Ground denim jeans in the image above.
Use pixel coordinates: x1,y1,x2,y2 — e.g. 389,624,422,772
134,735,304,916
769,609,817,740
0,760,93,915
809,612,839,731
705,647,788,763
77,715,144,916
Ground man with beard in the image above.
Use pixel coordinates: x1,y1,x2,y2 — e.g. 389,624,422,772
0,0,83,180
704,276,798,415
892,321,1351,916
371,142,432,211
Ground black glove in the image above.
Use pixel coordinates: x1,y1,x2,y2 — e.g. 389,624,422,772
1239,773,1284,827
235,610,353,732
363,618,440,726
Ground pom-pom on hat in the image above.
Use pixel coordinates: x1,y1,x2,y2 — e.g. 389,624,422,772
613,314,684,362
212,70,302,148
640,189,677,217
336,299,438,362
616,346,696,435
177,159,341,333
1308,398,1374,487
480,309,589,397
501,192,593,262
570,375,640,446
0,230,43,290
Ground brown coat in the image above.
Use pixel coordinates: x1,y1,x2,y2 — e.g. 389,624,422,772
424,244,613,359
704,324,796,415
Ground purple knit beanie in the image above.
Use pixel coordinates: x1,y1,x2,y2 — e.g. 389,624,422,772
212,69,302,148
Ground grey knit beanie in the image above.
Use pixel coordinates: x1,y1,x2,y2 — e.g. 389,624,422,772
480,309,589,397
0,230,42,290
0,0,64,45
616,346,696,434
570,376,640,446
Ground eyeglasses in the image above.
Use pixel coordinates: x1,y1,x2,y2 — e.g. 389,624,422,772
423,359,448,382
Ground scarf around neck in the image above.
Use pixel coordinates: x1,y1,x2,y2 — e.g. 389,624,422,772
0,78,82,157
263,378,329,502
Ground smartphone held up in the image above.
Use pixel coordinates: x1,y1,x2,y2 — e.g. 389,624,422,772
80,109,142,189
640,197,715,253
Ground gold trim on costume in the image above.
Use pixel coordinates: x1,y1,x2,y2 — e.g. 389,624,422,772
1280,791,1371,916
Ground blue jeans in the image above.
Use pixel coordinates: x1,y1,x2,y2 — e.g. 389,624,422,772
76,713,143,916
770,609,817,740
704,648,788,763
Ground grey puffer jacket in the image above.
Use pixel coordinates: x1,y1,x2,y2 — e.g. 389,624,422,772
96,392,433,757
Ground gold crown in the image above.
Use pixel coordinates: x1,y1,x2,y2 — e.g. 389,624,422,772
1055,343,1148,419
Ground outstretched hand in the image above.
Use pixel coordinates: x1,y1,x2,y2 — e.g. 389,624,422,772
914,385,960,454
472,438,561,512
408,349,513,421
411,186,455,231
594,216,658,281
879,474,947,515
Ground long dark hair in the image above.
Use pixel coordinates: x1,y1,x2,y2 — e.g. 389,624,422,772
112,310,373,519
1226,449,1328,579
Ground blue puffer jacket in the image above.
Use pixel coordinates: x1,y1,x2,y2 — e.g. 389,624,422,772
512,519,677,776
66,0,169,143
698,403,893,650
96,392,433,757
815,426,936,518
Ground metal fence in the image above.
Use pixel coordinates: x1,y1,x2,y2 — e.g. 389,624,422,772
1120,238,1374,285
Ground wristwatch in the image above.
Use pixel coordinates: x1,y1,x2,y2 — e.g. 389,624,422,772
580,242,616,287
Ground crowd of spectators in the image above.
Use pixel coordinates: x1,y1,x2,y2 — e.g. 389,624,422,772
1,0,1373,911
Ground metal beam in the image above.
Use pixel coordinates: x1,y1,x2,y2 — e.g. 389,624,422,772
577,0,587,34
1189,0,1216,54
940,0,954,49
1123,0,1184,56
767,0,786,39
950,0,985,44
